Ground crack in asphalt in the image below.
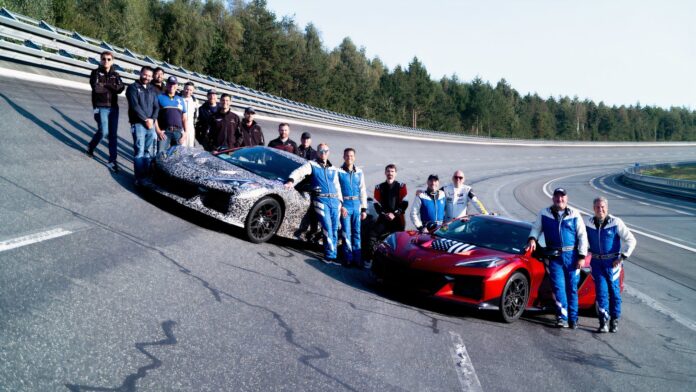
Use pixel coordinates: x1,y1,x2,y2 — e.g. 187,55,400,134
65,320,177,392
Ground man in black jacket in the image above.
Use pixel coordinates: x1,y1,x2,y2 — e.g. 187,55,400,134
195,89,218,150
365,164,408,261
86,50,125,172
126,65,159,185
268,123,298,153
235,107,264,147
210,94,240,150
296,132,316,160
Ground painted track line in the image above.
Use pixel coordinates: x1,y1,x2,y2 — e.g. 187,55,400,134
0,228,74,252
624,285,696,332
448,331,483,392
595,174,696,214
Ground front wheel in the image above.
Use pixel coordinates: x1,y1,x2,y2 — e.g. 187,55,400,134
245,197,282,243
499,272,529,323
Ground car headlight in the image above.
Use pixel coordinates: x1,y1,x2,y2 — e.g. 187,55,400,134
382,233,398,250
455,257,509,268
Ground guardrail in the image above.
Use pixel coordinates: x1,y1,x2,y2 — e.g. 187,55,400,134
1,7,696,147
622,162,696,200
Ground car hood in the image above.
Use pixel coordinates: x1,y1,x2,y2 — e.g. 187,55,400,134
392,231,517,268
156,146,280,191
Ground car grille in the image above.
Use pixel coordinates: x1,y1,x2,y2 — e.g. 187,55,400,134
452,276,484,300
373,252,448,295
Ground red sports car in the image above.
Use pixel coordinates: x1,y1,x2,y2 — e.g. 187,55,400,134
371,215,624,322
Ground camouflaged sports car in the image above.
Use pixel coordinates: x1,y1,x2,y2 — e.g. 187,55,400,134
145,146,314,243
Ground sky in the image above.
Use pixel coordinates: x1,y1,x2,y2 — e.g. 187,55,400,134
265,0,695,109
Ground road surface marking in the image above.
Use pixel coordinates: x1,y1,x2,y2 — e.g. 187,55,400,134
0,228,74,252
448,331,483,392
589,176,625,199
598,174,696,214
543,176,696,251
624,285,696,332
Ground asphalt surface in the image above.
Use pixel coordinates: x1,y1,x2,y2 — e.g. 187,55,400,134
1,73,695,391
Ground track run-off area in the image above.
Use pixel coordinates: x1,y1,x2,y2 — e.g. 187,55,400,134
1,72,695,391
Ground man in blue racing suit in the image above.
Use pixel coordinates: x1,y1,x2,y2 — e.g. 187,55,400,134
285,143,343,262
526,187,588,329
338,148,368,267
585,196,636,333
411,174,447,232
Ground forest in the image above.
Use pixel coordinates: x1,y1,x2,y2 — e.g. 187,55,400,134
2,0,694,141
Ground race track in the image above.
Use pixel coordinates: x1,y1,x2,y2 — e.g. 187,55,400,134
1,74,695,391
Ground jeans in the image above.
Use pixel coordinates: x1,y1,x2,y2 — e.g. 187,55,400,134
157,128,183,152
132,123,156,180
88,107,119,163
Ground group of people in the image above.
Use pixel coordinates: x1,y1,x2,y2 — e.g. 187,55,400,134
527,189,637,333
88,53,638,332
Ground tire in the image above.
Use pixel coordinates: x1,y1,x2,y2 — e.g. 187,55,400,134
245,197,283,244
499,272,530,323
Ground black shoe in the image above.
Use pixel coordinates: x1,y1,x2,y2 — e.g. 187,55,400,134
597,321,609,333
569,321,578,330
108,161,119,173
85,148,94,158
609,319,619,333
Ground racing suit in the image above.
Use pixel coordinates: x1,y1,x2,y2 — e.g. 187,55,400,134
442,183,488,221
585,215,636,323
411,189,447,230
529,206,588,323
338,164,368,264
288,159,343,260
366,181,408,260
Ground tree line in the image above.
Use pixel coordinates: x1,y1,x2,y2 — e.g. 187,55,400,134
3,0,694,141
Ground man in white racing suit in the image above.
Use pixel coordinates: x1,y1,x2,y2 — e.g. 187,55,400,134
442,170,488,221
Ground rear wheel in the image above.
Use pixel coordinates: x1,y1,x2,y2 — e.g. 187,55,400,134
245,197,282,243
499,272,529,323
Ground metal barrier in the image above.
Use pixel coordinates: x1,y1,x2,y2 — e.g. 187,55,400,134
1,7,695,147
622,162,696,200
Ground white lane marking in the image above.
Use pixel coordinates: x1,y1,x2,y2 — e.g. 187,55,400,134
0,228,74,252
448,331,483,392
624,285,696,332
589,176,625,199
598,174,696,214
492,179,514,218
638,201,650,206
542,177,696,253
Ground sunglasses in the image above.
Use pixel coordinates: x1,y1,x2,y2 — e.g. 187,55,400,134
318,149,329,154
453,176,464,180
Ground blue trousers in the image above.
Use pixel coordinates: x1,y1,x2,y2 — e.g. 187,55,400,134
591,258,622,322
340,201,362,263
549,255,580,322
157,129,183,152
314,197,340,259
132,123,156,180
89,107,119,163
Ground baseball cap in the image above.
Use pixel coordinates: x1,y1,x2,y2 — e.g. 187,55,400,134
244,106,256,114
427,174,439,181
553,187,567,196
167,76,178,84
301,132,312,140
207,88,217,95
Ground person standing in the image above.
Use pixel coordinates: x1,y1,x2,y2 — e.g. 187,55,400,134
285,144,343,262
268,123,298,153
296,132,316,160
365,164,408,261
338,148,368,267
526,188,588,329
235,106,264,147
210,94,241,150
442,170,488,220
155,76,189,151
411,174,447,231
195,89,218,150
151,67,165,94
86,50,125,172
585,197,636,333
126,66,159,185
180,82,198,147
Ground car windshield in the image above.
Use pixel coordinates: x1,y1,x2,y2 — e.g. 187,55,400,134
215,147,302,181
433,216,531,254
